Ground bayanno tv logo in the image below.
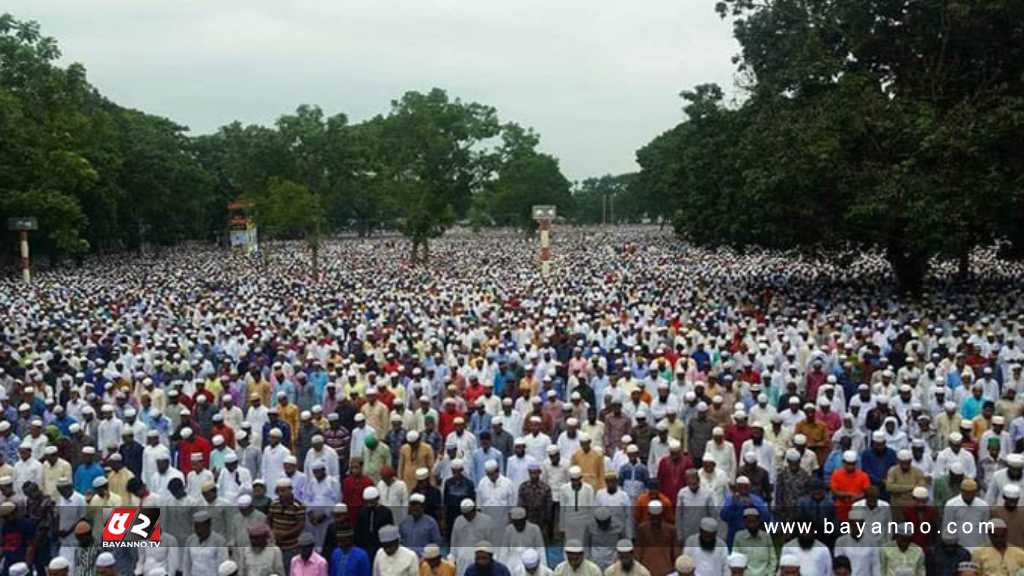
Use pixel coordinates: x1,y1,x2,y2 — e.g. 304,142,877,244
102,508,162,548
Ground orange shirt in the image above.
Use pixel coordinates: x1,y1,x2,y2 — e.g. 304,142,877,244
830,467,870,521
634,492,674,527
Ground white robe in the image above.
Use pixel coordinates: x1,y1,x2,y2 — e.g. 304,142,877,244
497,523,547,574
450,513,494,576
260,444,290,490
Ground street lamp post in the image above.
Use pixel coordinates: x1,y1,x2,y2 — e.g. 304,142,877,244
532,205,556,275
7,217,38,284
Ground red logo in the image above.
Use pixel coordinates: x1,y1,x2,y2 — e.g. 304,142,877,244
102,508,161,547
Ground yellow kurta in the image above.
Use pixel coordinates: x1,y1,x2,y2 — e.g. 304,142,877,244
571,448,606,490
108,468,135,503
398,443,435,488
361,401,390,437
971,546,1024,576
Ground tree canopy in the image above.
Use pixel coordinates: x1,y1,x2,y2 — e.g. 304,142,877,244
0,13,582,267
635,0,1024,291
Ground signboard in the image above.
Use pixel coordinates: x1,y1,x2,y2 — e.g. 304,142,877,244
7,217,38,231
531,205,556,220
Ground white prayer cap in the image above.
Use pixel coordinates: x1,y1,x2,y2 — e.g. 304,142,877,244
96,553,117,568
218,561,238,576
669,439,682,451
564,539,584,553
484,460,499,472
912,486,930,500
871,431,886,442
424,545,442,560
363,486,379,500
415,467,430,480
378,525,400,543
616,539,634,553
521,549,540,568
409,493,426,504
950,461,965,475
676,556,696,574
48,558,70,571
569,466,583,479
461,498,476,512
8,563,28,576
728,554,748,569
406,431,420,443
1003,484,1021,499
779,556,800,568
1008,454,1024,468
699,517,718,531
276,478,293,489
785,448,800,462
180,427,193,438
843,450,858,464
238,494,252,506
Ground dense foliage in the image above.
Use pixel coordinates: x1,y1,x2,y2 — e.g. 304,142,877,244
0,14,595,266
635,0,1024,291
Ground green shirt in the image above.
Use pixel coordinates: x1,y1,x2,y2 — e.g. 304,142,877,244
880,543,925,576
733,529,778,576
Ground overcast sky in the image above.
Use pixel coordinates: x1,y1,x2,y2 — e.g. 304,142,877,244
11,1,740,181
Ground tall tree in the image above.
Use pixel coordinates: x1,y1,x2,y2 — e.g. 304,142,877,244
373,88,500,261
636,0,1024,291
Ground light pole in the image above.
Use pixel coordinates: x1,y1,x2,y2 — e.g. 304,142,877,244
532,205,556,275
7,217,37,284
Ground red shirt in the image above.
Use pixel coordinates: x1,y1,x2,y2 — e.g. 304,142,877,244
657,454,694,503
342,474,374,517
439,410,463,440
211,424,236,448
725,424,754,461
178,435,212,471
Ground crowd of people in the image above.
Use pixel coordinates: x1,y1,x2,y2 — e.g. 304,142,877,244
2,227,1024,576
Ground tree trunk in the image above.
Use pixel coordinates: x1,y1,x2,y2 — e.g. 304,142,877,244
409,239,420,264
957,249,971,282
886,241,929,294
310,240,320,279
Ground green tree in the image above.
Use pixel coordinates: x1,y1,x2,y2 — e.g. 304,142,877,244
637,0,1024,291
373,88,501,262
253,178,325,275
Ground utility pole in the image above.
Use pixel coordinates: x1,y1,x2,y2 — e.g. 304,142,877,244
532,205,556,275
7,217,37,284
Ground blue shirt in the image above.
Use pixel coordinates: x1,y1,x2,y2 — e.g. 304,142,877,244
860,447,898,496
720,492,771,547
329,546,371,576
961,396,983,420
469,412,492,438
74,462,106,494
471,448,505,483
398,514,441,556
466,562,512,576
822,450,845,482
